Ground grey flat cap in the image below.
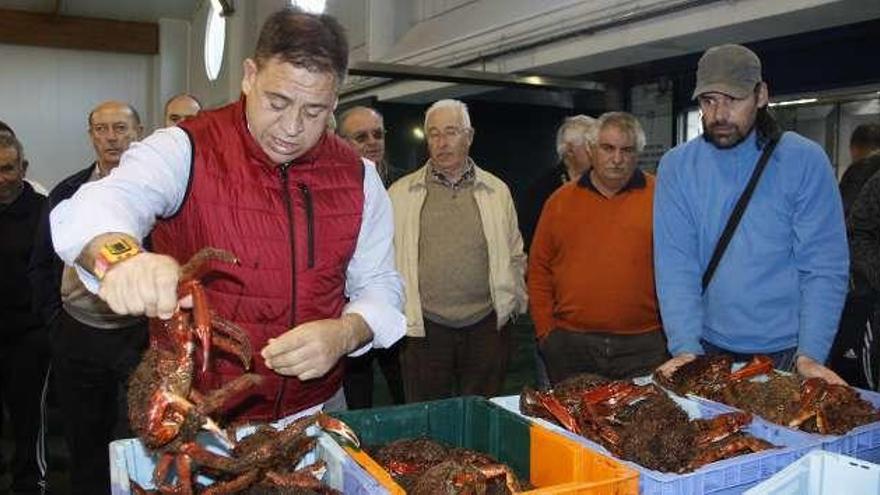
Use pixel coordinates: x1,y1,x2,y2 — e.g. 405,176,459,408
692,44,762,99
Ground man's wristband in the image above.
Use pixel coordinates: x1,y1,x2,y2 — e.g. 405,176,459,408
94,238,140,280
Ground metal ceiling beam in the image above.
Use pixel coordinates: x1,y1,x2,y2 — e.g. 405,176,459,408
346,61,605,94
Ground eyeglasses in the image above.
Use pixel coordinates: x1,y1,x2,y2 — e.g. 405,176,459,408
90,123,132,136
348,128,385,144
427,127,467,141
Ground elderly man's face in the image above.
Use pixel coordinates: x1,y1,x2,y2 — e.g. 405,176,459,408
593,124,638,194
698,83,768,149
165,96,201,126
426,106,472,175
242,57,337,164
89,103,141,172
341,109,385,165
0,146,24,204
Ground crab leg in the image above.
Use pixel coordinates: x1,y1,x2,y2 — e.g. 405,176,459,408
199,470,260,495
317,413,361,449
729,355,773,382
535,391,581,434
197,373,263,416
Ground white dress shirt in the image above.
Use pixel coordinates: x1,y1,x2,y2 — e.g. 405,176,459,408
50,127,405,353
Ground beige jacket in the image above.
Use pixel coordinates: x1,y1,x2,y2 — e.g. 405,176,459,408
388,161,528,337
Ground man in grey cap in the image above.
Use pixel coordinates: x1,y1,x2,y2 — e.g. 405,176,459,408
653,44,848,383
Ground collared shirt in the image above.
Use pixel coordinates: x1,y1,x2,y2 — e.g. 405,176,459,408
428,159,476,191
389,159,528,337
577,168,647,195
50,127,405,352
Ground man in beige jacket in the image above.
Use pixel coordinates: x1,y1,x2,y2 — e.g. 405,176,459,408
389,99,527,402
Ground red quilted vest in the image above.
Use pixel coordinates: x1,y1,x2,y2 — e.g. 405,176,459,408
151,98,364,422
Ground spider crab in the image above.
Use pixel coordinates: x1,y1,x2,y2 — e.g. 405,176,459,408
127,248,360,494
654,354,774,399
521,379,775,473
786,377,880,435
372,437,525,494
128,248,263,493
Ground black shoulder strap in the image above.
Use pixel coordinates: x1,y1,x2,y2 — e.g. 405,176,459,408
702,136,781,294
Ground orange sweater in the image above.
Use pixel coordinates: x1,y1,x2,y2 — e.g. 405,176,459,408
527,172,661,339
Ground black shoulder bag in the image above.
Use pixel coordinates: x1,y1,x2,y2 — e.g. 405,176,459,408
702,136,781,294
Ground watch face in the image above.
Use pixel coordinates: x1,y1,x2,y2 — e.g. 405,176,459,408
107,240,135,256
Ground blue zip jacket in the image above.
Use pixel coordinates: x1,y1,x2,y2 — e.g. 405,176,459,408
654,130,848,363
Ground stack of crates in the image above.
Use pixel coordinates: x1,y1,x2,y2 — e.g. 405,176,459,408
331,395,640,494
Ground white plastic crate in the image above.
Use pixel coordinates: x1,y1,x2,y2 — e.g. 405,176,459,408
743,450,880,495
109,421,386,494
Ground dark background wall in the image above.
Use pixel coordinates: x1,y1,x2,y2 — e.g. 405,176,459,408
341,18,880,198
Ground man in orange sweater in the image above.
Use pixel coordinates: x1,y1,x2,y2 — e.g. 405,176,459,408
528,112,667,383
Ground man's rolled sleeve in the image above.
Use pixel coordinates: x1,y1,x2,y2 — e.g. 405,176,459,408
344,161,406,356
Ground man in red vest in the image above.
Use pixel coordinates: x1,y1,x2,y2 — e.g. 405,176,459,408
49,8,405,422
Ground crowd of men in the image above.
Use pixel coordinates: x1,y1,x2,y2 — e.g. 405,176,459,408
1,6,879,495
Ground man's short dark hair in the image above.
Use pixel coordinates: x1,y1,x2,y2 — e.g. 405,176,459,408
254,7,348,87
851,123,880,150
87,103,142,127
0,133,23,166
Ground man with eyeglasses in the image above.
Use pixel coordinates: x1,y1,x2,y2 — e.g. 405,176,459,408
653,44,848,384
389,99,527,401
335,106,406,409
339,107,394,186
30,100,148,494
529,112,667,383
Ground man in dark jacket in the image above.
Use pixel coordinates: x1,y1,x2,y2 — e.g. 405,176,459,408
830,123,880,386
0,133,49,494
29,101,148,495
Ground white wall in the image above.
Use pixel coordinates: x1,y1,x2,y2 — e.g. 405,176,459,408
0,43,154,190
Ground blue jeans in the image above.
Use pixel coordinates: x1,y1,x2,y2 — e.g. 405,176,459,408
701,340,797,372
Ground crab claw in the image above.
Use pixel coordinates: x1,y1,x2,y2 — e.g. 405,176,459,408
730,355,773,382
317,413,361,449
537,390,581,435
202,416,236,449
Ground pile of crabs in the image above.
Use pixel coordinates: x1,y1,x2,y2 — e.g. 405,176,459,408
654,354,880,435
521,355,880,474
368,437,529,495
125,249,358,495
520,374,773,473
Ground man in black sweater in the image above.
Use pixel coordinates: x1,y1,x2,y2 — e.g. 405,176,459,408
831,123,880,386
0,133,49,494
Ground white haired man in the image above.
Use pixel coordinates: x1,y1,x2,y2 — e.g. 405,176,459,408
529,112,667,383
518,115,596,252
389,99,527,401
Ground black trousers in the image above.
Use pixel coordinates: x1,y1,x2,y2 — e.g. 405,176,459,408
539,329,668,385
343,342,405,409
829,293,872,388
52,311,148,495
401,311,511,403
0,328,50,494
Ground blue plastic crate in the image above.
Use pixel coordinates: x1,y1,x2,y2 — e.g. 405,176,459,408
109,419,386,495
684,387,880,464
743,450,880,495
492,393,822,495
